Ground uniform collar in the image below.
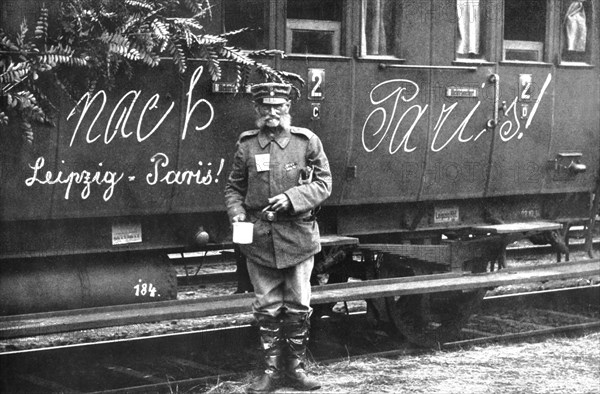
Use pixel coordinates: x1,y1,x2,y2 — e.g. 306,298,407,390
258,126,291,149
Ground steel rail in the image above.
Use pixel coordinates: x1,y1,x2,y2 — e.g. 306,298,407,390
443,321,600,348
90,311,600,394
1,286,597,393
6,319,599,394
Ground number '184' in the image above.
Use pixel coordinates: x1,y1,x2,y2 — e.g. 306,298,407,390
134,280,158,297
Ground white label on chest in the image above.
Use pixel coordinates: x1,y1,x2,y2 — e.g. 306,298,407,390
255,154,271,172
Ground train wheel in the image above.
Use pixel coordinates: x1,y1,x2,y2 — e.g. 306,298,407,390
377,254,486,348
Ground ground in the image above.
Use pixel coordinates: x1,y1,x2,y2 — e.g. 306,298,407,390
204,332,600,394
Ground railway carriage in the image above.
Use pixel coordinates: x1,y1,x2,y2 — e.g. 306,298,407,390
1,0,599,345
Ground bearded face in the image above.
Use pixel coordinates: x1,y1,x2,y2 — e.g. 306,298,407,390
255,102,291,129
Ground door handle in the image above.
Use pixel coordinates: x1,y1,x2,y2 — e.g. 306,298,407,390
487,73,500,129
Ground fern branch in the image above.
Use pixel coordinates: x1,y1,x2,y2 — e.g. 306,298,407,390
179,0,212,18
34,7,49,42
167,40,187,73
125,0,155,11
15,19,28,48
2,0,304,130
1,34,20,52
218,27,249,38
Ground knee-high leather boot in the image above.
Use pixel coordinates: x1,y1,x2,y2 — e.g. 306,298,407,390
247,316,284,393
282,313,321,391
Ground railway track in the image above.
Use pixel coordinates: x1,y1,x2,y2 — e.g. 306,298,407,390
1,285,598,393
1,259,598,340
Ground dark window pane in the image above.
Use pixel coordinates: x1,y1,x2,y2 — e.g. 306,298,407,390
223,0,268,49
286,0,343,55
503,0,546,61
291,31,334,54
287,0,342,21
504,0,546,42
504,49,541,62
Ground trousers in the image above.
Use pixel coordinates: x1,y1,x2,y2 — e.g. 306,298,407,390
247,256,314,318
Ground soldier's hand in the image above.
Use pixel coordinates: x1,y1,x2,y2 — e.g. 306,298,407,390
232,213,247,223
268,194,291,212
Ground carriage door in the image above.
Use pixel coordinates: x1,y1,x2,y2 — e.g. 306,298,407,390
407,0,498,202
543,0,598,196
487,0,553,197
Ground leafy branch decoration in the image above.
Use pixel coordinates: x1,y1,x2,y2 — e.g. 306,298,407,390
1,0,304,143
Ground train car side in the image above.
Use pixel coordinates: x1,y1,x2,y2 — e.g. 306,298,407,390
1,0,598,336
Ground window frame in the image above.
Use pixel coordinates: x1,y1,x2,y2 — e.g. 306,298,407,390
285,19,342,56
558,0,595,65
500,0,553,64
503,40,545,62
278,0,350,59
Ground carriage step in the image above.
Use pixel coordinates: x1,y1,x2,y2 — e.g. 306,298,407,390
359,243,452,266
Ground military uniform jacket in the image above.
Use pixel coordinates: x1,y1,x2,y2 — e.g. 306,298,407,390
224,126,332,269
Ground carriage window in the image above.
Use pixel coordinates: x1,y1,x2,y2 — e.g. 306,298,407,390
286,0,343,55
222,0,268,50
456,0,482,58
503,0,547,61
562,0,591,63
361,0,400,57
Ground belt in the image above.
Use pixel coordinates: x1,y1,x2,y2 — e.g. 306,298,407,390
250,210,312,222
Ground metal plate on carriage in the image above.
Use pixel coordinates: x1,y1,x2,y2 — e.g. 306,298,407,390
434,206,460,224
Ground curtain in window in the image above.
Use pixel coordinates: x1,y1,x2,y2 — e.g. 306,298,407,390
456,0,480,55
363,0,390,55
565,1,587,52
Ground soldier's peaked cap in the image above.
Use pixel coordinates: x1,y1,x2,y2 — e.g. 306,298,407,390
251,82,292,105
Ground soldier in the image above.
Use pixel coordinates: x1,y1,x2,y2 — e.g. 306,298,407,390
225,82,332,393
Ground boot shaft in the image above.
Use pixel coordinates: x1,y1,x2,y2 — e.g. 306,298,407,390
250,312,320,392
247,317,285,393
281,312,310,356
281,313,322,391
256,315,285,366
259,324,284,353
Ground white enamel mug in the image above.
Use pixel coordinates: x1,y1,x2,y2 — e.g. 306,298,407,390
232,222,254,244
